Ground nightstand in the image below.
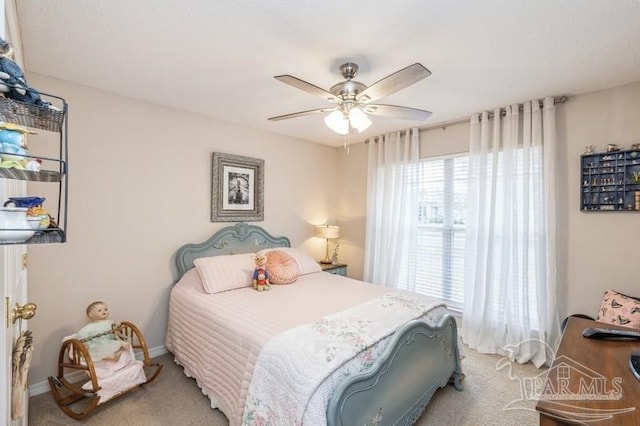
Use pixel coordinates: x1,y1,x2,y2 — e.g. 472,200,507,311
319,263,348,276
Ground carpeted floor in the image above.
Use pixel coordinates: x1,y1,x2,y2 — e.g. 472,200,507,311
29,346,544,425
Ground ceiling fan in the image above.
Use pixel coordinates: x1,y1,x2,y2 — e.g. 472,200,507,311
268,62,432,135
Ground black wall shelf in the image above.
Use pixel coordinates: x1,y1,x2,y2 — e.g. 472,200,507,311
0,93,68,244
581,149,640,212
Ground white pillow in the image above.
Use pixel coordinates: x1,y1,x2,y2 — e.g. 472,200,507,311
258,247,321,276
194,253,255,294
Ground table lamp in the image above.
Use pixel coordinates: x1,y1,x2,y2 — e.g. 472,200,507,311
315,225,340,264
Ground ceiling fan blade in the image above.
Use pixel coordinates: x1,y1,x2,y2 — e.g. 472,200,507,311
364,104,432,121
268,107,336,121
357,63,431,102
274,75,340,103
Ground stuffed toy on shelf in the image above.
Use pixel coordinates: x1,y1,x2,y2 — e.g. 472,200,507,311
0,123,30,167
0,36,55,109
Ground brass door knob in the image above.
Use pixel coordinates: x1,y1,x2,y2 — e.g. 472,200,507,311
12,302,37,324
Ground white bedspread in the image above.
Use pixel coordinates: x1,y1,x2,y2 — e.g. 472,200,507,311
165,269,450,426
242,292,447,425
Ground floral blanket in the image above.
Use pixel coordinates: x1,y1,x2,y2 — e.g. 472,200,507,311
242,291,449,425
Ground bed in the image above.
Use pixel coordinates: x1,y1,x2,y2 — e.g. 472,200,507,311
165,222,463,425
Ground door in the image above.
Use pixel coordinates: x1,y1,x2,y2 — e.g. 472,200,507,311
1,180,29,425
1,244,29,425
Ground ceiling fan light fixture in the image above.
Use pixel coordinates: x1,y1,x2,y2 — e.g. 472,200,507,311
270,62,432,136
348,107,372,133
324,110,349,135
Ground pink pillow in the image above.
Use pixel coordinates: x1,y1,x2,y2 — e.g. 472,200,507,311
596,289,640,329
266,250,299,284
258,247,321,275
194,253,254,294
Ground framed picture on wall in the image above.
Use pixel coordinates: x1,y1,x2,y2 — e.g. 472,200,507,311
211,152,264,222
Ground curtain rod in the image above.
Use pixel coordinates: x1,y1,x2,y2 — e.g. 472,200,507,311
418,95,569,132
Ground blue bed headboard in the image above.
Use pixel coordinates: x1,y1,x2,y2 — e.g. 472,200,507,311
174,222,291,281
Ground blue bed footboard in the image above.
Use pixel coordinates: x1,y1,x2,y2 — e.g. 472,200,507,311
327,314,463,426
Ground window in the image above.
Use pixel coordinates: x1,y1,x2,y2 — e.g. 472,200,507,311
398,155,468,311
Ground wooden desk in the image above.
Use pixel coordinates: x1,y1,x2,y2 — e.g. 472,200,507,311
536,317,640,425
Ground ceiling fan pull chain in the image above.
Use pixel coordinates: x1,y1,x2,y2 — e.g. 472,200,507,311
344,130,351,154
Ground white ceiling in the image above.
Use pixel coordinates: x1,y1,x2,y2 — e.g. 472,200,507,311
13,0,640,146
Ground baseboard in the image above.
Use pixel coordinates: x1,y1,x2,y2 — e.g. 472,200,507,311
28,345,168,397
148,344,168,359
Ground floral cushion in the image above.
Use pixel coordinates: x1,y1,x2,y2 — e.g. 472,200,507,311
596,289,640,329
266,250,299,284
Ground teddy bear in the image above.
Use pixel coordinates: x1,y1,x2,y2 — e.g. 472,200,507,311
0,36,54,108
252,254,271,291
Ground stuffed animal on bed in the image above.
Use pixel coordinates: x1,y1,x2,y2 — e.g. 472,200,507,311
252,254,271,291
0,36,54,108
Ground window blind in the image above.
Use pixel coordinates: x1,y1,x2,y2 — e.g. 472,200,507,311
398,156,468,311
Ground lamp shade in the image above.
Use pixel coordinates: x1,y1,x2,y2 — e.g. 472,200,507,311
315,225,340,239
324,110,349,135
348,107,372,132
324,107,372,135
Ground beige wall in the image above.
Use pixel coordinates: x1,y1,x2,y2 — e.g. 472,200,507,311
563,82,640,318
337,81,640,324
24,74,640,386
335,142,368,279
25,74,339,384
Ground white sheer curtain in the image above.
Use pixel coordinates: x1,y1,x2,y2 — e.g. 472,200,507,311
462,98,560,367
363,128,419,288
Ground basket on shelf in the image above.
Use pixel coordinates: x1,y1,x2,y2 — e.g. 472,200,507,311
0,97,64,133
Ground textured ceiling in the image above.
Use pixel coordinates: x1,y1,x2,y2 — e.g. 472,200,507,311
14,0,640,146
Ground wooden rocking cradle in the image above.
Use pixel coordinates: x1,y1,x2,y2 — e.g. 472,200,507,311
47,321,162,419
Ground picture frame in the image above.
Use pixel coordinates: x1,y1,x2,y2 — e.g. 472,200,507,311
211,152,264,222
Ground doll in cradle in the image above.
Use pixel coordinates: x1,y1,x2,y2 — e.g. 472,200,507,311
77,301,130,362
